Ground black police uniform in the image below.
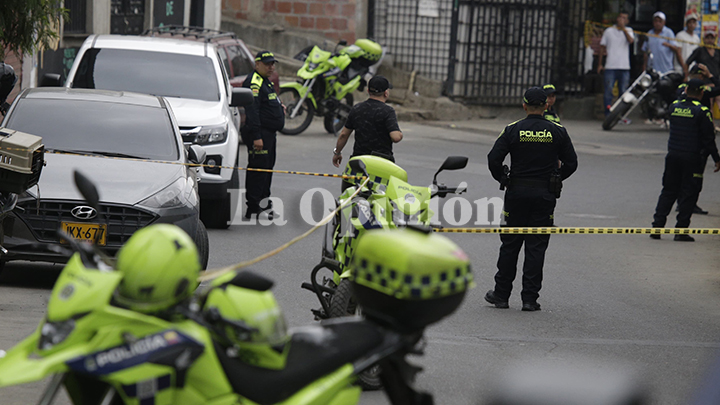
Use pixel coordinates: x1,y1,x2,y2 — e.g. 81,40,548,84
241,67,284,215
487,104,578,306
651,95,720,231
543,107,560,124
675,77,720,215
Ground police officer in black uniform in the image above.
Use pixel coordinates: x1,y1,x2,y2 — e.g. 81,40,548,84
241,51,285,219
542,84,560,124
651,78,720,241
485,87,578,311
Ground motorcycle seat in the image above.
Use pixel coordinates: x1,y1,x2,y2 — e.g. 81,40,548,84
214,318,384,404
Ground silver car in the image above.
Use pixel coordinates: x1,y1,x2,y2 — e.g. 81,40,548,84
0,88,212,269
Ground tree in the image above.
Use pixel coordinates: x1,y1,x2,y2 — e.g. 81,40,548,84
0,0,66,60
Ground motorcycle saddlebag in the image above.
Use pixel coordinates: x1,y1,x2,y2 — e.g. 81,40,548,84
349,227,473,333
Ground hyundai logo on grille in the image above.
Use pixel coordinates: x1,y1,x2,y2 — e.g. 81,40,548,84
71,206,98,220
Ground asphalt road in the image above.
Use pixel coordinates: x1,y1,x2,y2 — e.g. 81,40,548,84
1,116,720,404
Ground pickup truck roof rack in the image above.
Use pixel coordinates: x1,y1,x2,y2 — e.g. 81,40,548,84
142,26,237,42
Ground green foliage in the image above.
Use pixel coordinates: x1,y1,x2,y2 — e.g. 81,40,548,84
0,0,67,60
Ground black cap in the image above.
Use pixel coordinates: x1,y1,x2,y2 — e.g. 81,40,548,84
523,87,547,106
542,84,557,95
687,78,707,91
368,75,393,93
255,50,277,64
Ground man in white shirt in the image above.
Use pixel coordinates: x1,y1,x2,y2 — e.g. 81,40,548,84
598,11,635,116
675,13,700,74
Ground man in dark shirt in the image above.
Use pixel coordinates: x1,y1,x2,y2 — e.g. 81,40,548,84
651,78,720,241
332,75,403,167
241,50,285,219
485,87,578,312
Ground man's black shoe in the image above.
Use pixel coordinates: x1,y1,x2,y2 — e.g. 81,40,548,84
484,290,509,309
522,302,541,311
244,208,261,219
649,234,661,240
694,206,709,215
674,234,695,242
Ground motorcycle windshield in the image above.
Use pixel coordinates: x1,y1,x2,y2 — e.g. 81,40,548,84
386,177,431,216
47,254,123,322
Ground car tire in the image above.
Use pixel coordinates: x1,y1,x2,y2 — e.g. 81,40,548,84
195,220,209,270
201,196,231,229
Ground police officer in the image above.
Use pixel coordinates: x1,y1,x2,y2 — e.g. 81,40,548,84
650,78,720,241
542,84,560,124
241,51,285,219
485,87,578,311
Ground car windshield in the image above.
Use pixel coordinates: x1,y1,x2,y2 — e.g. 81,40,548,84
72,48,220,101
5,98,179,160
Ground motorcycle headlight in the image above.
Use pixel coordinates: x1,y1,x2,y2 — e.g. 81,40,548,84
639,75,652,89
138,177,191,208
184,124,228,145
38,318,76,351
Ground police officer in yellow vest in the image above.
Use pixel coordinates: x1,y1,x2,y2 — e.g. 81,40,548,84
241,51,285,219
485,87,578,311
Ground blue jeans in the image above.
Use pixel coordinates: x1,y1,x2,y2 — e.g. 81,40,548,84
603,69,630,115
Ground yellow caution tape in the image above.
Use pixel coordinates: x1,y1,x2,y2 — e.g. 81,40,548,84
435,227,720,235
197,176,371,282
25,149,364,180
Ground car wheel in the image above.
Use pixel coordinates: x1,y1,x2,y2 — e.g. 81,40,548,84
195,220,209,270
200,196,231,229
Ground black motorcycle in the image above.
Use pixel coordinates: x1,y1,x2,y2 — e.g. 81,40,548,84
603,59,684,131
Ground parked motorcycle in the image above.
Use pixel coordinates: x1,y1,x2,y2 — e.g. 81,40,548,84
602,56,684,131
0,170,472,405
279,39,383,136
302,155,467,389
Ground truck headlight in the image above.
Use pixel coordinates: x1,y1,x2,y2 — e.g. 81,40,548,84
183,124,228,145
139,177,191,208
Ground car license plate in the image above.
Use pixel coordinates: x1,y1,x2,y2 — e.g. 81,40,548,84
61,222,107,246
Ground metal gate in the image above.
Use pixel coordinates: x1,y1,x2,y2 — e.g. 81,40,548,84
372,0,587,105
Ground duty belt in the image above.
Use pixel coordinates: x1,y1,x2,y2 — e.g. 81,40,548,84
509,177,548,188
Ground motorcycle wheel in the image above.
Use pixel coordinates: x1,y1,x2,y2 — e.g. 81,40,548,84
324,94,354,135
329,279,383,391
602,100,632,131
279,88,314,135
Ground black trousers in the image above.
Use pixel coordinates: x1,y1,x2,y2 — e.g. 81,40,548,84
494,186,556,304
245,131,277,212
652,152,703,228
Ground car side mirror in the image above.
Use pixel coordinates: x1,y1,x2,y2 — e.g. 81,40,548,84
39,73,62,87
230,87,254,107
433,156,468,184
188,145,207,165
73,170,100,210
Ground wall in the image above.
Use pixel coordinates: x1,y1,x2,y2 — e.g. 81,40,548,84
221,0,363,43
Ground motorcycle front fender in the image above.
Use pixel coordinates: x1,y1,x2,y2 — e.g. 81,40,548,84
280,82,318,109
0,331,69,387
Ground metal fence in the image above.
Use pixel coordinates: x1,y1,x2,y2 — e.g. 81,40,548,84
372,0,588,105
